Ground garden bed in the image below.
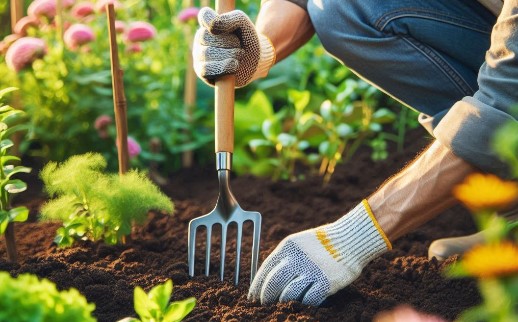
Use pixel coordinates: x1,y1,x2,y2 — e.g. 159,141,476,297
0,127,481,322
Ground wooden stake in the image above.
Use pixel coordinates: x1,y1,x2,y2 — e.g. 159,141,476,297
182,0,196,168
10,0,23,31
106,3,129,175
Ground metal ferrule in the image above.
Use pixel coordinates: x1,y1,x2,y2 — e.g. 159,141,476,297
216,151,232,171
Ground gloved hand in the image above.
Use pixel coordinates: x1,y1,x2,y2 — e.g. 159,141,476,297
193,8,276,88
248,200,391,306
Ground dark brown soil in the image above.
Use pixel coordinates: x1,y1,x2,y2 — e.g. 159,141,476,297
0,127,481,322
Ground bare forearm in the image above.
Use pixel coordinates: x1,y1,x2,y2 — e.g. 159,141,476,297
256,0,315,63
368,141,477,241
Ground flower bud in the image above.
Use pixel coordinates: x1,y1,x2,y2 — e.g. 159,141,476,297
127,137,141,158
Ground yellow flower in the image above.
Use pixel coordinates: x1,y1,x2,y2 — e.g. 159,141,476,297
462,242,518,278
453,173,518,213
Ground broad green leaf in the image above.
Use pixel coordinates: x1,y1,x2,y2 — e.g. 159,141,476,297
261,118,281,140
0,155,20,166
8,207,29,223
4,165,31,179
372,108,396,123
288,90,311,112
0,139,13,152
148,280,173,313
336,123,354,138
249,139,273,150
4,179,27,194
134,286,153,321
277,133,297,148
0,87,18,98
163,297,196,322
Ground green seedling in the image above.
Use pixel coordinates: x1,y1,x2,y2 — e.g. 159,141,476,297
0,272,96,322
119,280,195,322
0,87,31,263
40,153,174,247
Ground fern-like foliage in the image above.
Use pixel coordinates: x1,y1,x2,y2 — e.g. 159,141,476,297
40,153,174,246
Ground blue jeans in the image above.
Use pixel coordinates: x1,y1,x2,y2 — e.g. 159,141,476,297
307,0,518,178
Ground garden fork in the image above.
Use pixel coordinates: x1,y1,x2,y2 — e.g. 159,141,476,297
187,0,262,286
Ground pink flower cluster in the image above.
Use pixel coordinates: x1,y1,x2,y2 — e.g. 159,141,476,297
64,23,95,50
28,0,75,20
125,22,157,43
178,7,200,23
5,37,47,72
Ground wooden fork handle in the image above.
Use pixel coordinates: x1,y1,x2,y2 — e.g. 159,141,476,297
214,0,236,153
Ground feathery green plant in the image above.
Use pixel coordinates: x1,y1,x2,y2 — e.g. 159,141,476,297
40,153,174,246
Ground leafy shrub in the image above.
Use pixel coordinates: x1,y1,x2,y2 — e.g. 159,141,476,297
0,0,212,173
40,152,174,246
0,272,96,322
119,280,195,322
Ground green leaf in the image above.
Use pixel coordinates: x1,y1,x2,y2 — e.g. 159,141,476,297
0,139,13,152
336,123,354,138
148,280,172,313
8,206,29,223
288,90,311,112
163,297,196,322
277,133,297,148
261,118,281,140
372,108,396,123
249,139,273,150
0,87,18,98
4,165,31,179
4,179,27,194
134,286,153,321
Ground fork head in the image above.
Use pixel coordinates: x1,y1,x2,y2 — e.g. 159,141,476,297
187,170,262,285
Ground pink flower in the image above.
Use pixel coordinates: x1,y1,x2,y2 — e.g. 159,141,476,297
127,137,141,158
71,2,95,18
125,21,156,42
5,37,46,72
126,42,142,53
64,23,95,50
115,20,126,33
27,0,74,19
94,115,112,139
14,16,40,36
178,7,200,23
95,0,122,12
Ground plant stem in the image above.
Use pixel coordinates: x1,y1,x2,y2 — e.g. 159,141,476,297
4,223,17,263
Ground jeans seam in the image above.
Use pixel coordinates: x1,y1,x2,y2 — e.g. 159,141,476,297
401,36,475,95
375,8,493,34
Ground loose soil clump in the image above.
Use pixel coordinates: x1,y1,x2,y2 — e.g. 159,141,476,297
0,127,480,321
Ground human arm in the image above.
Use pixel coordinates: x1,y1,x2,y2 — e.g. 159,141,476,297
256,0,315,63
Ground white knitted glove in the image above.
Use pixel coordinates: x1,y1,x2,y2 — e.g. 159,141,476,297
193,8,276,88
248,200,391,306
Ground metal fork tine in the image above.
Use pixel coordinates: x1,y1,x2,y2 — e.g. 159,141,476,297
220,224,228,281
188,221,199,277
251,214,262,282
205,224,212,276
234,222,243,285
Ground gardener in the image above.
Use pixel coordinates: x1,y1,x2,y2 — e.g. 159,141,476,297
193,0,518,305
